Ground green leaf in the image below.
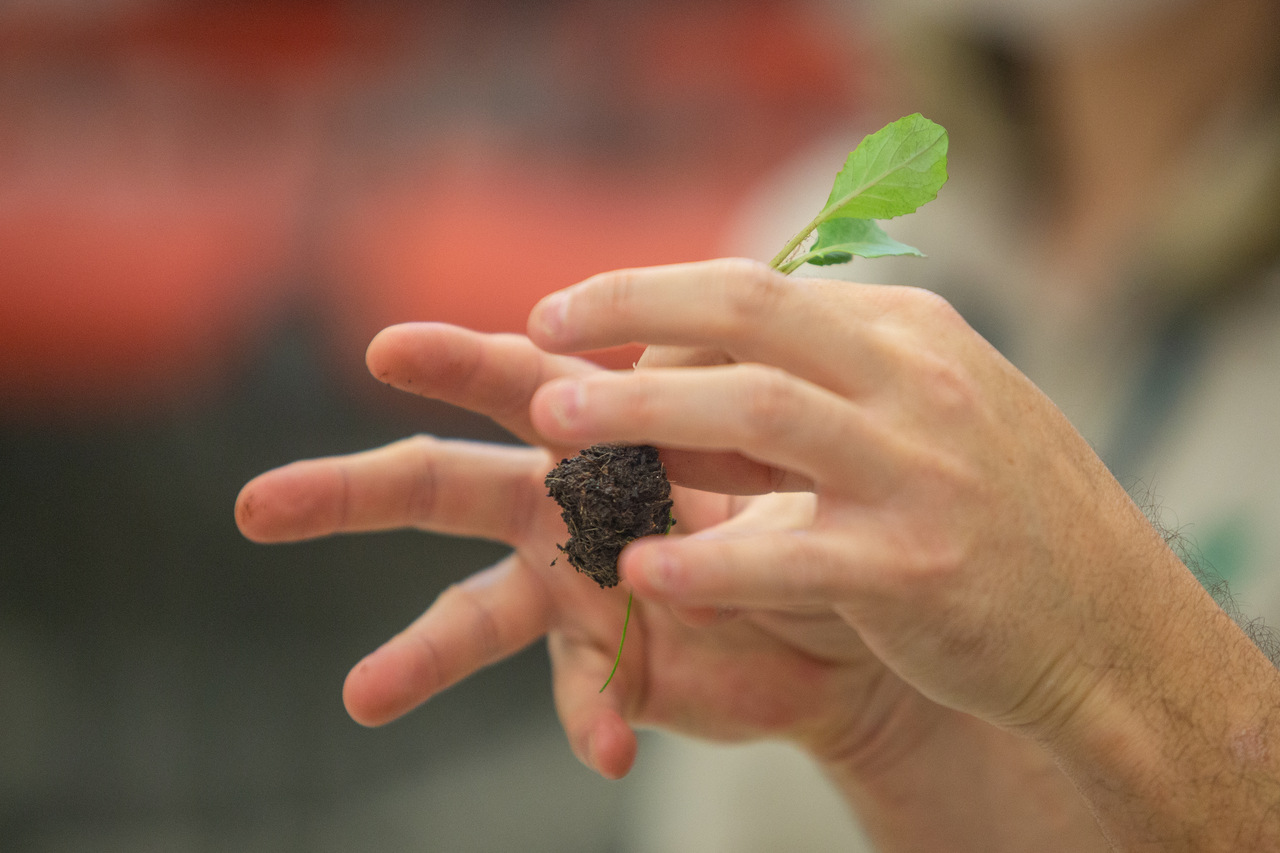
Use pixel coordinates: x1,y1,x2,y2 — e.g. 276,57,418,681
821,113,948,221
811,217,924,261
768,114,947,272
775,218,923,273
807,250,854,266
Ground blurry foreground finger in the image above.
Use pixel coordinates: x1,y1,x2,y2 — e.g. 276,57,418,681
621,529,859,608
529,259,889,396
547,630,639,779
531,365,899,496
367,322,597,447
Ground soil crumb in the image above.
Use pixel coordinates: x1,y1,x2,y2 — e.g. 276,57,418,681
545,443,674,588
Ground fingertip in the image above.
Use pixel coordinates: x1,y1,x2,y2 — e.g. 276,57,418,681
529,377,586,442
621,546,732,626
342,657,384,727
234,462,335,543
365,322,432,382
620,541,682,600
528,292,570,351
233,479,263,541
587,712,638,780
342,646,422,728
234,471,299,543
364,325,397,379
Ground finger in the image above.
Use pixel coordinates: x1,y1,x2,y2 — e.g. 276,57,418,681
547,628,639,779
635,343,732,370
236,435,552,544
649,493,814,628
659,448,813,495
620,529,855,609
343,555,552,727
668,605,742,628
366,322,598,447
640,347,814,494
528,258,890,396
530,365,900,495
710,490,817,533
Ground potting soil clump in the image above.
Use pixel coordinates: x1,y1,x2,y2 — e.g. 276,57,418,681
545,443,674,588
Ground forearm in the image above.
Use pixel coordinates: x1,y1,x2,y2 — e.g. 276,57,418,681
823,704,1110,852
1042,549,1280,851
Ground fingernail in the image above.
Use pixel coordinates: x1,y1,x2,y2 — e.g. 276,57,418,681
547,381,584,429
645,549,679,594
537,293,569,340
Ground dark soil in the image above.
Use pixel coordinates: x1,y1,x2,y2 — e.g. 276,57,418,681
544,443,673,588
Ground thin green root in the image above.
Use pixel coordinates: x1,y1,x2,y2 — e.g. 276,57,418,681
599,591,634,692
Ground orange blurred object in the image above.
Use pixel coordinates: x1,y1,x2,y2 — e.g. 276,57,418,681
321,140,740,370
0,151,307,413
0,1,405,417
0,0,872,417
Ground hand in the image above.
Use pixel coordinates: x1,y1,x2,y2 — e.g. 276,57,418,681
234,322,933,782
523,258,1280,850
234,306,1114,851
522,258,1251,739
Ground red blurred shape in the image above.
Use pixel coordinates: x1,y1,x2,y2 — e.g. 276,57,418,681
322,141,744,370
0,156,306,417
0,1,873,416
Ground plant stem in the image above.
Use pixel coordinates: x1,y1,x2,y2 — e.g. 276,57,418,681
599,591,633,693
768,210,827,270
776,250,823,275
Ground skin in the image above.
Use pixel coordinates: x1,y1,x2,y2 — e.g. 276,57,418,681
237,259,1280,850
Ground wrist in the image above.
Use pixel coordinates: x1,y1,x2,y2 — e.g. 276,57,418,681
816,699,1107,853
1033,555,1280,851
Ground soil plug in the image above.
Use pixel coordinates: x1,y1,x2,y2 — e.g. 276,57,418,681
545,444,674,691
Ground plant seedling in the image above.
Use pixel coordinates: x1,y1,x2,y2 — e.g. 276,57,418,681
545,114,949,691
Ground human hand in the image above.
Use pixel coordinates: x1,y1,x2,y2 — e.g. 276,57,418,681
525,258,1280,849
524,258,1223,740
233,322,931,782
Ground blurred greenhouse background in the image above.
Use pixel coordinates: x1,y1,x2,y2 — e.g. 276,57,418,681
0,2,877,849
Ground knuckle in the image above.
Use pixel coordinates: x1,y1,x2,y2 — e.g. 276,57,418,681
405,432,440,453
736,364,804,442
499,465,546,545
571,267,644,331
436,580,503,661
612,371,663,430
877,285,968,334
917,352,979,415
716,258,790,331
404,434,442,523
900,285,961,322
782,533,843,599
597,267,643,320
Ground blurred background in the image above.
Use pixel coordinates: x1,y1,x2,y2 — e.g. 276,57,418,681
0,1,879,849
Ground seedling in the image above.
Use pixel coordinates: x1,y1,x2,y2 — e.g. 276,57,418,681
546,114,949,691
